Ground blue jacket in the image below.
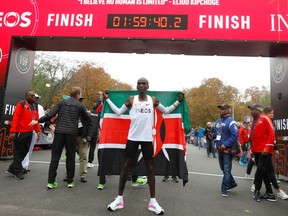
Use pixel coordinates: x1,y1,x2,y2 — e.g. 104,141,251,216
213,115,239,149
198,127,205,138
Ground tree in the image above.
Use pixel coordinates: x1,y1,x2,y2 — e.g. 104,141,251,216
32,52,76,109
243,86,271,107
185,78,239,127
57,62,132,109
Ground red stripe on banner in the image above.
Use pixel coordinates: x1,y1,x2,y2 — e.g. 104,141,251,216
164,118,185,143
164,118,186,153
99,118,130,144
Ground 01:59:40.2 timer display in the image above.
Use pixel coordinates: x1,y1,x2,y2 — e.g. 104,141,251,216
107,14,188,30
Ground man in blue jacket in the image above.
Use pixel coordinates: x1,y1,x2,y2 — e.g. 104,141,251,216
213,104,239,197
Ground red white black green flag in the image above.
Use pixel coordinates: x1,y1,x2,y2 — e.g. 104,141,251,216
97,90,191,185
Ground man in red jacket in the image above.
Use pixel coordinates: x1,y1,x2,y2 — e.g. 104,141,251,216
6,90,41,180
248,104,275,202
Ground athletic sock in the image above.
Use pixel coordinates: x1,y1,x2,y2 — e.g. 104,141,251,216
116,195,123,203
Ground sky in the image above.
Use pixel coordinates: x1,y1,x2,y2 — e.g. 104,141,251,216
59,52,271,93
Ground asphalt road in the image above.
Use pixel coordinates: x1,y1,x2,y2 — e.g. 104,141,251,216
0,144,288,216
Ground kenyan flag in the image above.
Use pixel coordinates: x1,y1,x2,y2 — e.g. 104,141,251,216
97,90,191,185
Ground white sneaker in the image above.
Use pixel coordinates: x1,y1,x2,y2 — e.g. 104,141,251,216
251,184,255,193
107,198,124,211
87,163,94,168
277,189,288,200
148,201,164,215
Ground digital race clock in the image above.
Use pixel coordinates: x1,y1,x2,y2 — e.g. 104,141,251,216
107,14,188,30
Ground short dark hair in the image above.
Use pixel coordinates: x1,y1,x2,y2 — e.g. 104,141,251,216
137,77,149,85
25,90,33,97
263,107,273,114
70,86,81,98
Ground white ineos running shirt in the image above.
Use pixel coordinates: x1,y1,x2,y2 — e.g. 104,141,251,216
127,95,154,142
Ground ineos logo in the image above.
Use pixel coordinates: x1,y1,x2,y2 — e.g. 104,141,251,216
15,48,31,74
0,12,32,27
272,57,286,84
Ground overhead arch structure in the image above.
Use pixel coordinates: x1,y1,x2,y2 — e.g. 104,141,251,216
1,0,288,176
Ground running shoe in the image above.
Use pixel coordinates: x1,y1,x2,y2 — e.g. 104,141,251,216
6,169,24,180
97,184,105,190
277,189,288,200
87,163,95,168
171,176,179,183
60,155,67,161
132,177,148,187
107,198,124,211
47,182,58,189
262,193,277,202
253,190,261,202
221,190,228,197
148,201,164,215
239,161,246,166
80,176,87,183
162,176,169,182
67,182,75,188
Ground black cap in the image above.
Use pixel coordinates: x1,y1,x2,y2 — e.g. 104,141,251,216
217,104,230,110
248,104,263,112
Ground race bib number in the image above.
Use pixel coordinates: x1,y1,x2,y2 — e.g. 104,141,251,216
216,135,221,141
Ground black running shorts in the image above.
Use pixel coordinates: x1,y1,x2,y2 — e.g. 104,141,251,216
125,139,153,160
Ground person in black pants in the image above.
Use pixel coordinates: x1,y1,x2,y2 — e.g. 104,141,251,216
248,107,288,200
248,104,275,202
30,86,89,189
6,90,41,180
87,101,101,168
204,122,216,158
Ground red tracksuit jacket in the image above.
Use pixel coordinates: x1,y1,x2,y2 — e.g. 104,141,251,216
249,114,275,154
238,126,249,145
10,100,41,133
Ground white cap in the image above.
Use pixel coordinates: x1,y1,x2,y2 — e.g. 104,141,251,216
35,94,41,99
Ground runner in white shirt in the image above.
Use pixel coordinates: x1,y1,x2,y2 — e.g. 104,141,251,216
105,77,184,215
